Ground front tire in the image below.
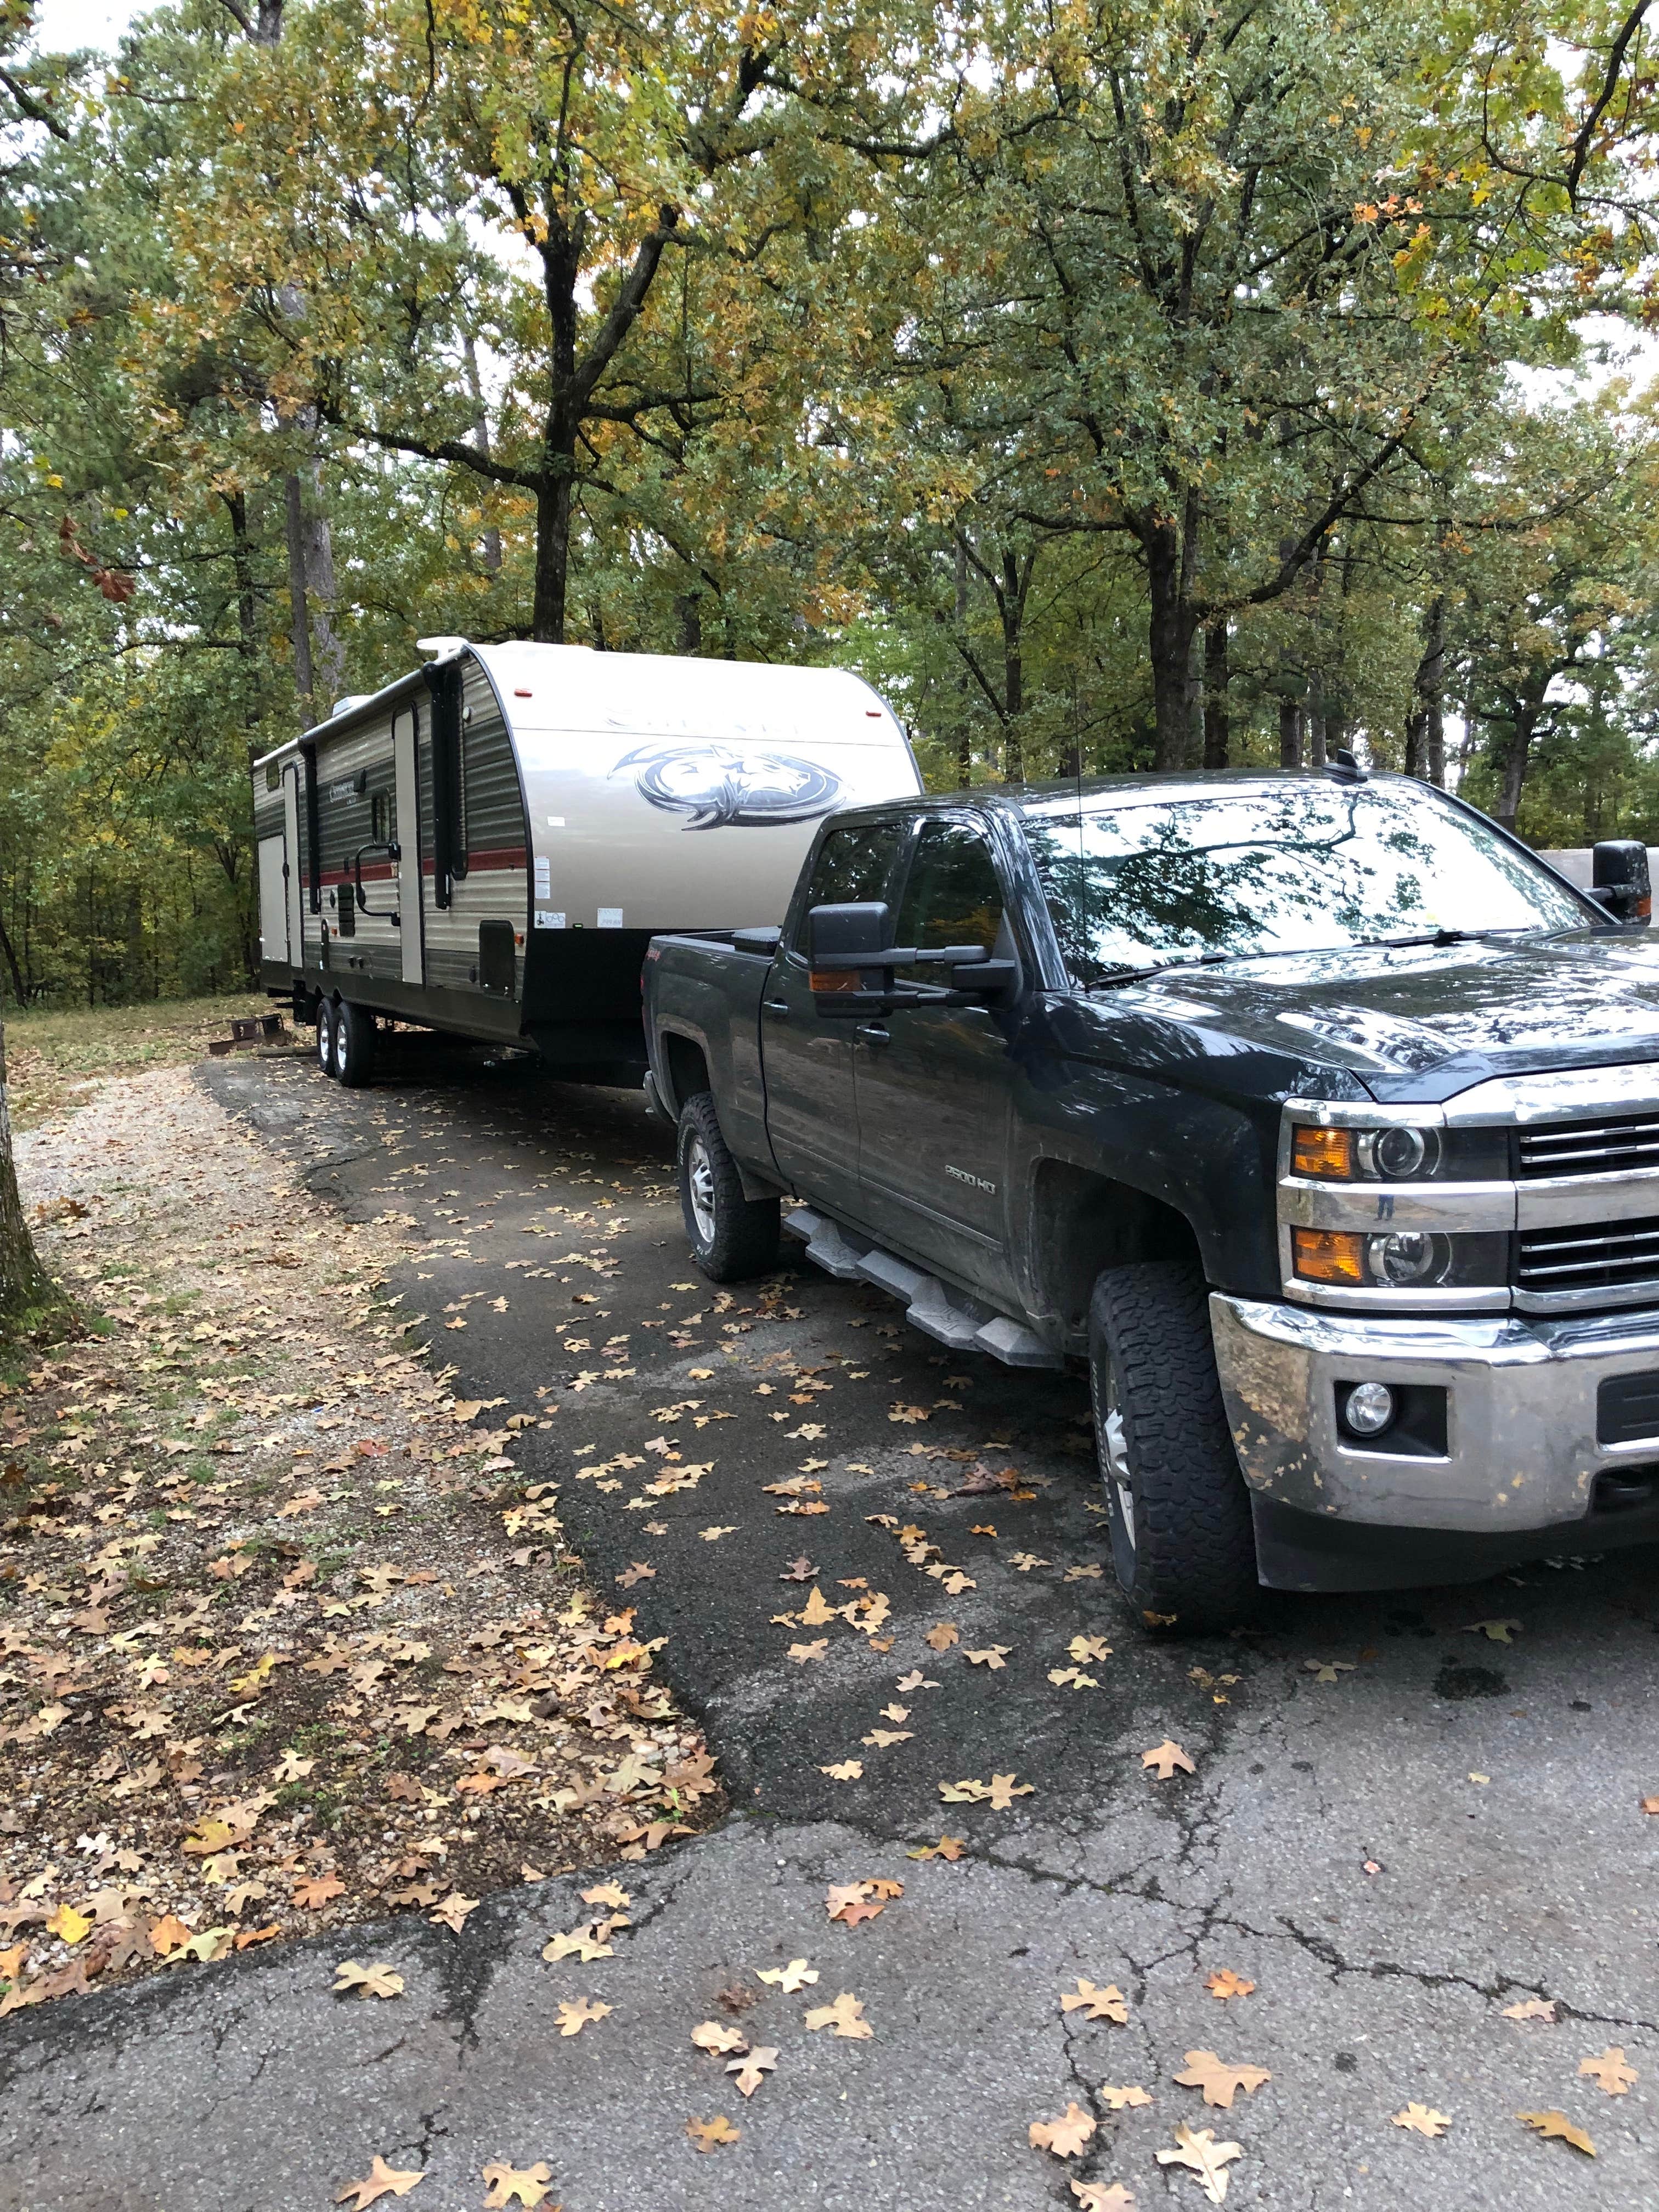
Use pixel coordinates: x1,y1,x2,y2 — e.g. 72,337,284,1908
1089,1260,1260,1632
334,1002,377,1088
315,999,337,1078
677,1092,780,1282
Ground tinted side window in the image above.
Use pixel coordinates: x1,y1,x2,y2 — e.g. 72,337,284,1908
795,821,904,946
890,821,1005,981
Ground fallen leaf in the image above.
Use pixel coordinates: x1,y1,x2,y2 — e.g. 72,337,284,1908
1156,2124,1243,2205
615,1563,655,1587
1578,2047,1638,2096
699,1526,737,1542
691,2020,748,2055
335,2155,425,2207
1640,1794,1659,1814
334,1960,404,2000
895,1669,938,1691
963,1645,1011,1669
1142,1740,1196,1780
1060,1977,1128,2023
1071,2186,1135,2211
1099,2085,1153,2111
757,1959,818,1992
820,1760,864,1781
924,1623,958,1652
799,1585,838,1626
686,2115,740,2153
148,1913,191,1957
1028,2102,1096,2158
1391,2103,1452,2137
804,1990,872,2039
44,1903,92,1946
580,1882,630,1911
788,1641,828,1664
907,1835,966,1861
1465,1617,1522,1642
294,1872,347,1911
861,1729,912,1748
1515,2109,1595,2155
1173,2051,1272,2109
726,2045,777,2096
481,2162,552,2209
1500,1997,1557,2022
555,1996,612,2036
1204,1970,1254,2001
1303,1659,1356,1683
987,1773,1034,1810
825,1882,881,1925
429,1892,479,1934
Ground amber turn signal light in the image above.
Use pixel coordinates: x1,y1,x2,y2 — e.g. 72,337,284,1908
1292,1227,1365,1283
1291,1125,1353,1178
808,969,862,993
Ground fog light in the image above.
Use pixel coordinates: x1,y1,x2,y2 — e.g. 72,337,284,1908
1343,1381,1396,1437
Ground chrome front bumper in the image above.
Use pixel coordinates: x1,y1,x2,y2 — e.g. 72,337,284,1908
1210,1292,1659,1533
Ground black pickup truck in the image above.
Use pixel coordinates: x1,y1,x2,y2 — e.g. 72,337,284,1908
642,764,1659,1627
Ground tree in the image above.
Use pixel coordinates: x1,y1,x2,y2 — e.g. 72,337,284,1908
0,1026,55,1333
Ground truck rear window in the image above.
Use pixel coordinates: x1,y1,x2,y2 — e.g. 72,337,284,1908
1024,782,1590,985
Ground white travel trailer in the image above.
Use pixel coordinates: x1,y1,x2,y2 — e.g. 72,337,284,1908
252,638,922,1085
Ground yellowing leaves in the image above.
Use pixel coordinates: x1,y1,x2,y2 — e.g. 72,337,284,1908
1516,2109,1595,2155
1029,2102,1096,2157
480,2162,553,2209
686,2115,741,2153
335,2155,424,2207
804,1990,872,2039
1156,2124,1243,2204
1060,1977,1128,2023
1392,2103,1452,2137
1173,2051,1272,2109
333,1959,404,2000
555,1996,611,2036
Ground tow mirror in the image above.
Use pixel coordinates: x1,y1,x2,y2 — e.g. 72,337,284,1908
808,902,890,1008
1592,839,1651,924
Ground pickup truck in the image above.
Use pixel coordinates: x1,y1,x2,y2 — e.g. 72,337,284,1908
642,761,1659,1627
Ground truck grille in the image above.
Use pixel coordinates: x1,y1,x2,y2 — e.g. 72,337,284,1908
1516,1213,1659,1296
1516,1112,1659,1178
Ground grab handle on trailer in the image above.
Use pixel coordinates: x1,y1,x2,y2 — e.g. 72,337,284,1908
353,840,401,919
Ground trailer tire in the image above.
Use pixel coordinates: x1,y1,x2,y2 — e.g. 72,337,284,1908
315,1000,337,1079
333,1002,377,1088
677,1091,779,1282
1089,1260,1260,1634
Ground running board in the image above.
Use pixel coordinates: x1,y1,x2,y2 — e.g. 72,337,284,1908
784,1207,1063,1369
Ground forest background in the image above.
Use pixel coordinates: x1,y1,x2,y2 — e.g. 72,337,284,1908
4,0,1659,1008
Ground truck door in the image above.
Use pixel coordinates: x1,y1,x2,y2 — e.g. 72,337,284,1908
392,707,424,985
761,817,904,1216
852,816,1018,1301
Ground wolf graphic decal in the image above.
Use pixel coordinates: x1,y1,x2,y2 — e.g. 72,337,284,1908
613,742,843,830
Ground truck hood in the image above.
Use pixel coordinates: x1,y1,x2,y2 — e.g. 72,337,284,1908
1105,928,1659,1104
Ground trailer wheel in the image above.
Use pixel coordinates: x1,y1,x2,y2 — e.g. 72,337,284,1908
315,1000,337,1079
677,1091,779,1282
1088,1260,1260,1633
333,1002,377,1088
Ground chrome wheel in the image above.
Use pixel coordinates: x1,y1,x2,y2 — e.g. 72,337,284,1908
334,1015,349,1081
686,1133,717,1246
315,1005,333,1074
1103,1361,1136,1554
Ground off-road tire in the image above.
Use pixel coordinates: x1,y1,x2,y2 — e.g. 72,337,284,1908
315,1000,337,1079
1089,1260,1260,1633
677,1091,780,1282
333,1001,377,1088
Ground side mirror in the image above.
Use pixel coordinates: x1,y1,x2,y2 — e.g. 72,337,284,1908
1592,839,1651,924
808,902,890,1005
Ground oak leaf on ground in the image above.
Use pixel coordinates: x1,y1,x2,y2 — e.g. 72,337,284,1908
1578,2048,1638,2095
1204,1970,1254,2001
334,1960,404,2000
1500,1997,1556,2022
1027,2103,1096,2157
1391,2103,1451,2137
1060,1977,1128,2023
429,1892,479,1934
1099,2084,1152,2111
924,1623,958,1651
964,1646,1011,1669
804,1991,872,2039
555,1996,611,2036
294,1872,347,1910
757,1960,817,1992
335,2155,424,2207
726,2045,777,2096
1071,2187,1136,2211
1156,2124,1243,2205
691,2021,748,2055
686,2115,741,2152
820,1760,863,1781
1516,2109,1595,2155
481,2161,553,2209
1173,2051,1272,2108
1142,1740,1196,1780
907,1836,965,1861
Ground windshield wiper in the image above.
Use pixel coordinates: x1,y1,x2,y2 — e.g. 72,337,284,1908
1351,926,1537,951
1088,926,1542,988
1090,951,1234,988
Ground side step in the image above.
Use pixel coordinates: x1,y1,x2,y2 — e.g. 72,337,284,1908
784,1208,1063,1370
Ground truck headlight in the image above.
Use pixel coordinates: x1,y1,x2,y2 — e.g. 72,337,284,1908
1292,1227,1505,1290
1366,1230,1447,1285
1291,1124,1443,1180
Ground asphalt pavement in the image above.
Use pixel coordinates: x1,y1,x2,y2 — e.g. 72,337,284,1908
2,1037,1654,2211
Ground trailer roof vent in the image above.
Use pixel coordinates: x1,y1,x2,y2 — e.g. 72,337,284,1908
330,693,372,718
416,635,467,659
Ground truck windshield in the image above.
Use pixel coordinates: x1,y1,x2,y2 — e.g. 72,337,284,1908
1024,781,1592,986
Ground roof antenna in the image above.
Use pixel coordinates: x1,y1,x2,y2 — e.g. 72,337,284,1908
1326,746,1367,785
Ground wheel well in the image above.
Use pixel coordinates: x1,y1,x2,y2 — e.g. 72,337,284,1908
1029,1161,1204,1353
663,1031,711,1117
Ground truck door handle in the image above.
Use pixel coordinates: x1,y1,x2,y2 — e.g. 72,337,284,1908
856,1024,890,1046
763,999,790,1018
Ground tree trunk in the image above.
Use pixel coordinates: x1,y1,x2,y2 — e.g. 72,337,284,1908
224,489,258,661
1407,592,1447,787
532,458,573,644
283,472,316,719
1146,518,1198,771
1307,685,1327,769
1278,697,1303,769
1494,700,1542,830
1203,621,1229,769
464,335,503,576
0,1027,53,1327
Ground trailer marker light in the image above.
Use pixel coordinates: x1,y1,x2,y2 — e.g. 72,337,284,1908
515,687,533,697
1292,1228,1364,1283
1291,1125,1353,1178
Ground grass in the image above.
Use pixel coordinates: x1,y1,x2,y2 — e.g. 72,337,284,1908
2,992,279,1129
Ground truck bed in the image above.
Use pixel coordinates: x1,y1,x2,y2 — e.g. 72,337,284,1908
644,931,778,1183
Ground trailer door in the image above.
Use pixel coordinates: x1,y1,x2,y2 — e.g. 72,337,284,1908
282,766,304,967
258,831,289,963
393,707,424,985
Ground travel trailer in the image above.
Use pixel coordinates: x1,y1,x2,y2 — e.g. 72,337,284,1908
252,639,922,1086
